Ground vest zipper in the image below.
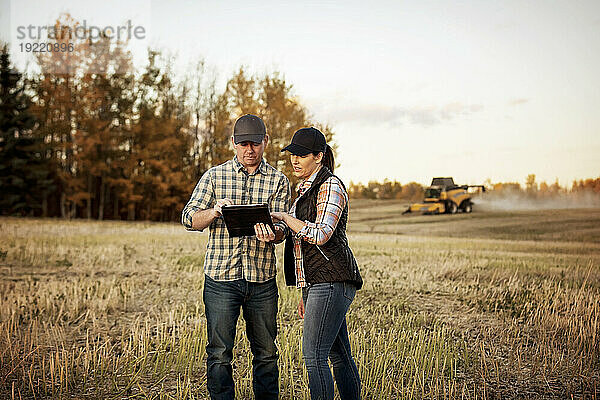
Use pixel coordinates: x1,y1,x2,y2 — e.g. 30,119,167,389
315,245,330,261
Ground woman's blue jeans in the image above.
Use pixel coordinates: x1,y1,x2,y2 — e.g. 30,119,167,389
302,282,361,400
203,275,279,400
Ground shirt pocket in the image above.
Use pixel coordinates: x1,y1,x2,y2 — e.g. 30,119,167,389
214,181,244,203
249,185,275,205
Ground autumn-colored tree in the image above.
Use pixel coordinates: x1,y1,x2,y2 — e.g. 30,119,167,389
32,15,90,218
259,73,314,186
525,173,537,194
202,90,235,169
75,34,135,219
400,182,425,202
206,67,337,189
492,182,521,192
374,179,403,199
572,178,600,194
127,50,194,221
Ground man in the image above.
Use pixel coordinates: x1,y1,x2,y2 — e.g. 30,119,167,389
182,114,290,400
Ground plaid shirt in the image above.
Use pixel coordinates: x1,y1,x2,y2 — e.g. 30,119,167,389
182,157,291,282
289,167,348,288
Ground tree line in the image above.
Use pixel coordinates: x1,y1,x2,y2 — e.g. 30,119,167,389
348,174,600,200
0,15,333,221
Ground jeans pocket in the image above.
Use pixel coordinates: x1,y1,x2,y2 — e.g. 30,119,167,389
268,278,279,299
342,282,356,302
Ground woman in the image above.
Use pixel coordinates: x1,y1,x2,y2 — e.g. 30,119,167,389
255,127,363,400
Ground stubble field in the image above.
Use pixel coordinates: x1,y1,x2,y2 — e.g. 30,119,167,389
1,204,599,399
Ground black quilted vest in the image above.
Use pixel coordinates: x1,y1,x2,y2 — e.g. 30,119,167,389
283,167,363,289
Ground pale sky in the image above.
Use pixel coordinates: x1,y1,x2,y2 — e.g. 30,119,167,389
2,0,599,186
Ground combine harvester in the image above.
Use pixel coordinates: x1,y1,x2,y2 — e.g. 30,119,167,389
403,177,486,215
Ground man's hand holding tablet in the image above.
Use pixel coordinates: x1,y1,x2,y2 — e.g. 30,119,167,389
213,198,233,216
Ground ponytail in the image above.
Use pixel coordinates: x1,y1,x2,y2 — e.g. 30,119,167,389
316,144,335,173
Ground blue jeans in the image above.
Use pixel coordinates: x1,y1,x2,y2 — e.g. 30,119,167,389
203,275,279,400
302,282,361,400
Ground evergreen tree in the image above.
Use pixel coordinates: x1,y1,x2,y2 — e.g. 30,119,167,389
0,45,55,216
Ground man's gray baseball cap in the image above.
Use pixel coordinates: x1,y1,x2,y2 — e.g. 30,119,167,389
233,114,266,144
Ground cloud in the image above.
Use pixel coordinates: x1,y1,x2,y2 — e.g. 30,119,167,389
318,102,484,127
508,98,529,106
494,21,518,31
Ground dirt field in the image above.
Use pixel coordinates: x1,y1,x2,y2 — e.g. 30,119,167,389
1,205,599,399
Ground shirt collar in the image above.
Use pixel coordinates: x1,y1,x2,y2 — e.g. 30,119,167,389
297,166,322,195
233,156,268,175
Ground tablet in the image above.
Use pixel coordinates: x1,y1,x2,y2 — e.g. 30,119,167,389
220,203,275,237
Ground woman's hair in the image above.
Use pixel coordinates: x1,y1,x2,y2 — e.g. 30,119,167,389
314,144,335,173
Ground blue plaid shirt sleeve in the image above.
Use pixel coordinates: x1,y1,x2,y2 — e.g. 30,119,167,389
181,169,216,230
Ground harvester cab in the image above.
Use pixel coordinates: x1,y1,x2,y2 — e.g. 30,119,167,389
403,177,486,215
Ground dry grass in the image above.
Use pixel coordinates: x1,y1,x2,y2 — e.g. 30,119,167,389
1,207,599,399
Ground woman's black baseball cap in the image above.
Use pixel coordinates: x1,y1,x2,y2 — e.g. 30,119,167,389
281,127,327,156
